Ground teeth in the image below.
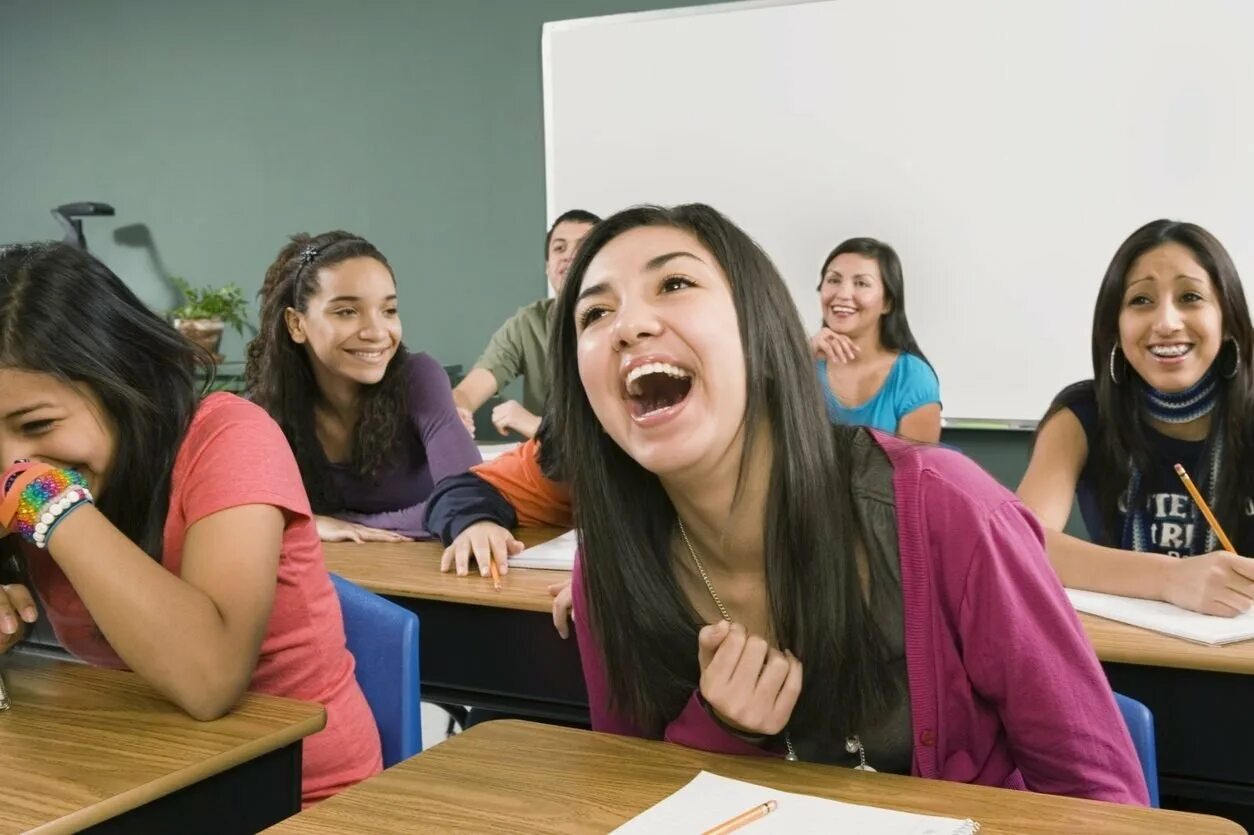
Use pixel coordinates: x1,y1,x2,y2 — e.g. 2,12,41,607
830,306,857,315
1149,345,1191,358
625,362,692,395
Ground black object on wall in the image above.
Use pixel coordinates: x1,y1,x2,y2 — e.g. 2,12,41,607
51,202,115,249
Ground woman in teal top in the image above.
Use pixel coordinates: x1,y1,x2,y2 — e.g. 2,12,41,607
812,238,942,441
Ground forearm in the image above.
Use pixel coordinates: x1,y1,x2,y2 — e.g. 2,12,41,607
46,508,257,719
1043,527,1170,601
339,503,430,539
514,409,542,439
453,368,499,414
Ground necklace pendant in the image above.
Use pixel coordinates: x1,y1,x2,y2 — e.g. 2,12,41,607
846,734,874,771
785,750,798,762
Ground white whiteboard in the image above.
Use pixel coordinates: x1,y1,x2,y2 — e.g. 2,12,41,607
542,0,1254,423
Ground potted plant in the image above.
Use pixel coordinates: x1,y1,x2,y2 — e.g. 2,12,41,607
169,277,249,361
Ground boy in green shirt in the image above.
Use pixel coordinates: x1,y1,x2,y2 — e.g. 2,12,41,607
453,209,600,438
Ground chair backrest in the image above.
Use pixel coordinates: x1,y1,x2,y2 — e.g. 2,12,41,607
330,573,422,768
1113,692,1159,807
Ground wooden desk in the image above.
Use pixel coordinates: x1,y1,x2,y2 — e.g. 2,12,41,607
268,720,1242,835
0,653,325,834
323,528,561,615
1077,611,1254,826
323,530,586,723
1079,611,1254,674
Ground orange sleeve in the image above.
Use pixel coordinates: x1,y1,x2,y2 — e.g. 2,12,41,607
471,439,573,528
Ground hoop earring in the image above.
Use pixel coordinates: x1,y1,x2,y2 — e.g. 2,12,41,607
1109,344,1126,385
1222,337,1242,380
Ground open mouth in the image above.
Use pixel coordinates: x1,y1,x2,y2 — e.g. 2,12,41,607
624,362,693,420
346,348,389,362
1148,344,1193,360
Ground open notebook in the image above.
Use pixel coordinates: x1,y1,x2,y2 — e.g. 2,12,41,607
613,772,979,834
509,529,577,570
1067,588,1254,646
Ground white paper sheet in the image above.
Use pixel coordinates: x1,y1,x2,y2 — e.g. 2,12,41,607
1067,588,1254,646
476,442,520,462
613,771,977,834
510,529,577,571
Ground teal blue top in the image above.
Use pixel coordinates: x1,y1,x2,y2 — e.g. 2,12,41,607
815,353,941,431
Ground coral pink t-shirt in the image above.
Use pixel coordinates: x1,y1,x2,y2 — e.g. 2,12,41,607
25,393,382,803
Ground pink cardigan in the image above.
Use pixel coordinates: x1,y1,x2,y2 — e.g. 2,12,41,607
572,433,1148,805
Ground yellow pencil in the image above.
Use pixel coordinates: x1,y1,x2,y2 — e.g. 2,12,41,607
488,558,502,592
1174,463,1237,554
702,799,778,835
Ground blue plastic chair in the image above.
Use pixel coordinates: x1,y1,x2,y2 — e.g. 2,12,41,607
1114,692,1159,807
330,573,422,767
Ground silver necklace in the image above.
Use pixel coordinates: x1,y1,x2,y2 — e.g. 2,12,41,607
677,517,873,770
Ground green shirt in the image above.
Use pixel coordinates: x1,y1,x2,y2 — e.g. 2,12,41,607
473,297,554,415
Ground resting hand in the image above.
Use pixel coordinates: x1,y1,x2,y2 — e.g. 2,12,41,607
0,583,37,653
1160,551,1254,616
549,580,573,638
491,401,541,438
315,516,412,543
439,521,523,577
696,621,802,736
456,407,476,438
810,328,859,364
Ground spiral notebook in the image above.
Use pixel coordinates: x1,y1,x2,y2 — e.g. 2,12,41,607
1066,588,1254,646
612,771,980,834
509,529,577,571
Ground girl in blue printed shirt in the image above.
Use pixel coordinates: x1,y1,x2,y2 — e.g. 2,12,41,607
810,238,941,441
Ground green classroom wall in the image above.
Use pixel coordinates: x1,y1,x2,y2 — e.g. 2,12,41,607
0,0,1070,521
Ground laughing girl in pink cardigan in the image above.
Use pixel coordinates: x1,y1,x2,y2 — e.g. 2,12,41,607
547,204,1146,804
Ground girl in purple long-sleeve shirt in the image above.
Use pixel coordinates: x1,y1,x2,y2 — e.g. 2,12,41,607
246,230,480,542
548,204,1147,804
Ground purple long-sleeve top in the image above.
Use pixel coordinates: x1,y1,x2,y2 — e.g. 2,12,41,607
573,432,1148,805
333,352,480,538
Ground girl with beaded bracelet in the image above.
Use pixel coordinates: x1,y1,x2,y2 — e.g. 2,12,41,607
0,243,381,804
1018,220,1254,617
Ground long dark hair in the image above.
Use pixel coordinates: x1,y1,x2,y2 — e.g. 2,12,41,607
245,231,410,514
550,204,897,739
818,237,929,365
1041,220,1254,544
0,242,206,559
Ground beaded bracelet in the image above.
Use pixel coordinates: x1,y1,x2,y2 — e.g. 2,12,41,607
0,462,94,549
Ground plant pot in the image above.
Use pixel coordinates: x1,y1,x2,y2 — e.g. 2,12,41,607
174,318,225,362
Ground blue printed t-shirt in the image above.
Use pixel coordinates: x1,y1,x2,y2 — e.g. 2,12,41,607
1064,384,1254,557
815,353,941,432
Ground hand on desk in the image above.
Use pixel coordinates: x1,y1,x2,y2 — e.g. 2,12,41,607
550,581,573,639
698,621,802,736
1161,550,1254,617
315,515,412,544
0,582,36,653
440,521,523,577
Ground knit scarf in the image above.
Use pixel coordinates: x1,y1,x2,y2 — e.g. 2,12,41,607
1121,369,1222,555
